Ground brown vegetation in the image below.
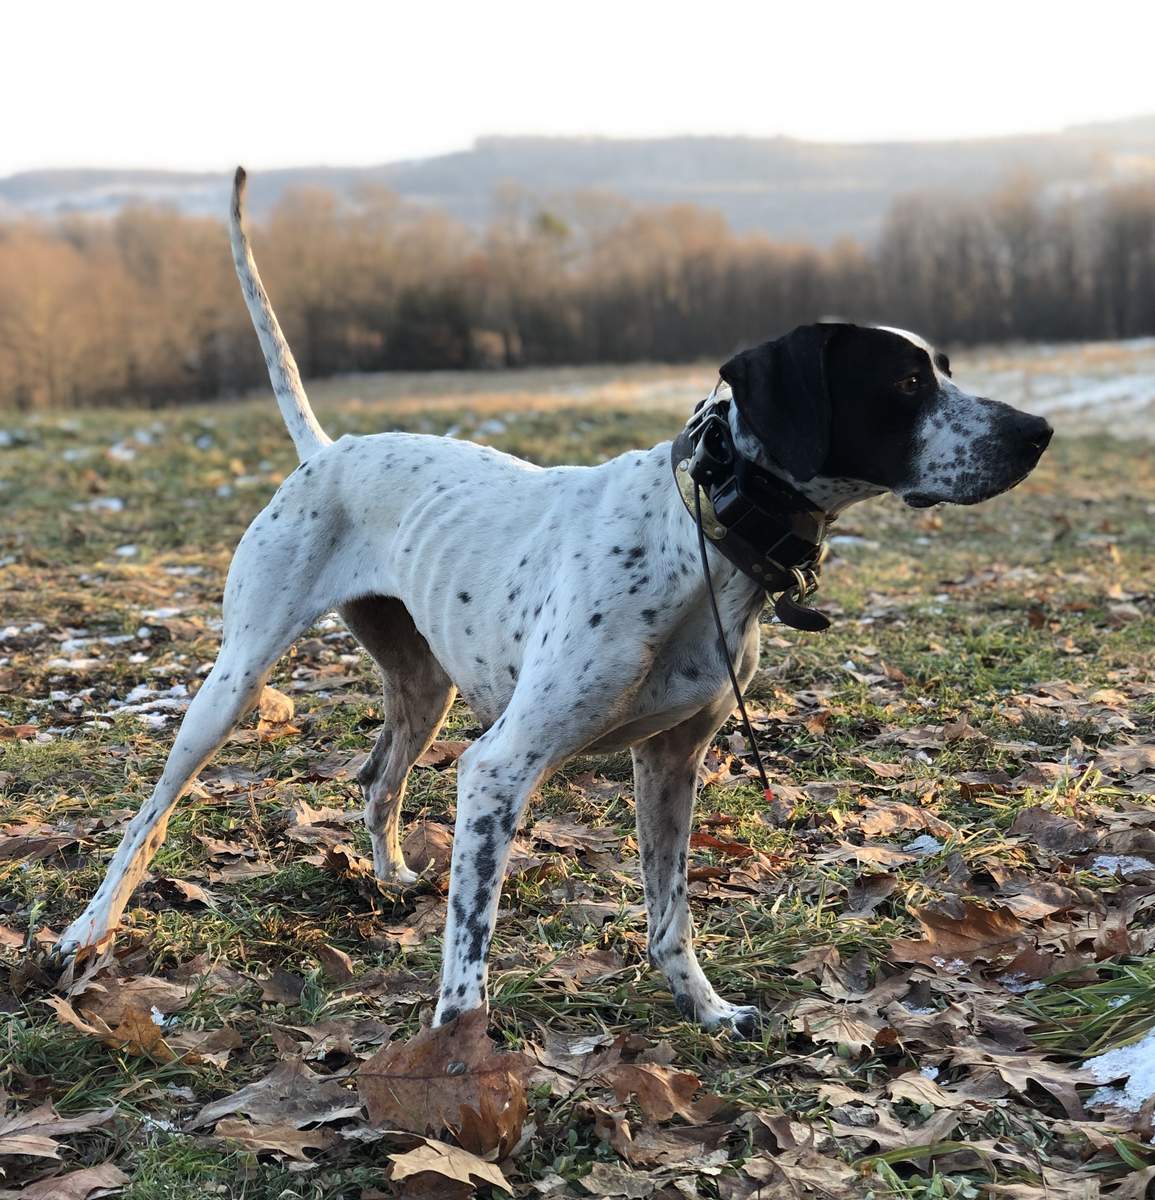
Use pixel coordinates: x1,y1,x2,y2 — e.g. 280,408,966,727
2,175,1154,411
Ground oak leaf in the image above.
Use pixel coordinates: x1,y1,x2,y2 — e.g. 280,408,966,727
388,1136,509,1191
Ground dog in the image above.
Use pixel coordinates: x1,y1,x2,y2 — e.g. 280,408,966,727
53,168,1052,1035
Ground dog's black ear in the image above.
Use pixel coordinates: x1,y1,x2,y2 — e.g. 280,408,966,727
719,323,849,481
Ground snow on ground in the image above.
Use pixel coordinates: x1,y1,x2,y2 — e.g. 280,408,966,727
1084,1026,1155,1113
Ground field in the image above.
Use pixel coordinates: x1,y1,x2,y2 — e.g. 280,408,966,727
1,345,1155,1199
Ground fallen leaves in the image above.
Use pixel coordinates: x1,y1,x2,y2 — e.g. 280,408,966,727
213,1117,337,1160
256,684,298,739
597,1063,724,1125
358,1008,532,1156
890,898,1028,968
388,1137,510,1192
0,825,75,864
192,1058,362,1128
0,1101,116,1160
531,818,621,854
44,995,177,1063
12,1163,129,1199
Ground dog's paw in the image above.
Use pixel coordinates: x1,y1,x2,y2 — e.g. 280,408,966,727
675,992,762,1039
374,862,421,888
716,1004,762,1040
50,915,113,968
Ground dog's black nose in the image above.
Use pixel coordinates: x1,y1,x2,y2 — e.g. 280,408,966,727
1016,413,1053,453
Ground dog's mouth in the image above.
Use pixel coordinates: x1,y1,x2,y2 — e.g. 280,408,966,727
903,492,941,509
902,462,1041,510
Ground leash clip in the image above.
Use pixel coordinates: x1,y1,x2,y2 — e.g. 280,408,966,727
773,565,831,632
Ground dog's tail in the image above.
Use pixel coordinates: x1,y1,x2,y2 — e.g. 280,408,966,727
229,167,331,462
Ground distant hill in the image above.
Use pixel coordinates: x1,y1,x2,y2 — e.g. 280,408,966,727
4,116,1155,245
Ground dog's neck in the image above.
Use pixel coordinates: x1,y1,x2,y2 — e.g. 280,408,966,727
724,391,885,517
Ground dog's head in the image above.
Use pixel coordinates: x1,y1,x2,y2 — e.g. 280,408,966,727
719,323,1052,508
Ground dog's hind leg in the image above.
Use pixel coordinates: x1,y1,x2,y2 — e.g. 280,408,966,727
341,597,456,884
55,520,333,962
633,710,762,1038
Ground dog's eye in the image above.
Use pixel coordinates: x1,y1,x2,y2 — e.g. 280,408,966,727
896,374,922,396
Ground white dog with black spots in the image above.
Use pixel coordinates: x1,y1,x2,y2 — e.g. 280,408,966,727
54,169,1052,1036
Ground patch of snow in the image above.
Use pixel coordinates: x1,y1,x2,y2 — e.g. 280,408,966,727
930,956,968,974
996,972,1045,995
115,544,138,557
905,834,944,856
1084,1027,1155,1112
163,565,203,577
1092,855,1155,877
62,447,93,462
84,497,125,513
919,1065,940,1080
141,607,182,620
1109,995,1132,1010
107,441,136,462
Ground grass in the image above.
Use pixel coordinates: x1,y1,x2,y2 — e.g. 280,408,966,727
1,362,1154,1197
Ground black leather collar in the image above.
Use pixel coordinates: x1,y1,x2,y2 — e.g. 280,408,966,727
670,392,832,631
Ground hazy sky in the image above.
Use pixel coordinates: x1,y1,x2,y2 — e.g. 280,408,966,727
6,0,1153,176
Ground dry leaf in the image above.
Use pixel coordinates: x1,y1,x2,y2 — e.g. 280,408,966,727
849,756,908,780
544,947,625,985
788,998,886,1055
68,971,192,1025
192,1058,362,1128
16,1163,129,1199
948,1046,1094,1119
0,830,75,863
532,818,621,853
0,1102,116,1160
597,1063,723,1125
257,685,294,724
388,1136,509,1191
166,1026,243,1068
578,1159,656,1197
1009,807,1096,854
315,944,356,985
44,995,176,1062
358,1007,532,1156
401,821,454,876
891,898,1027,967
849,798,954,839
689,831,756,858
213,1117,337,1160
414,739,471,768
250,967,306,1006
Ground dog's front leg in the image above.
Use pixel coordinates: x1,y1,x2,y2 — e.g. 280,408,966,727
633,721,761,1038
433,733,546,1024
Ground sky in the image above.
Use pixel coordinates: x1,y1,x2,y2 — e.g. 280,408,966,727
6,0,1154,177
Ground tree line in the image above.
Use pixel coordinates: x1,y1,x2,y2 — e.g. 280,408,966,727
1,174,1154,411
